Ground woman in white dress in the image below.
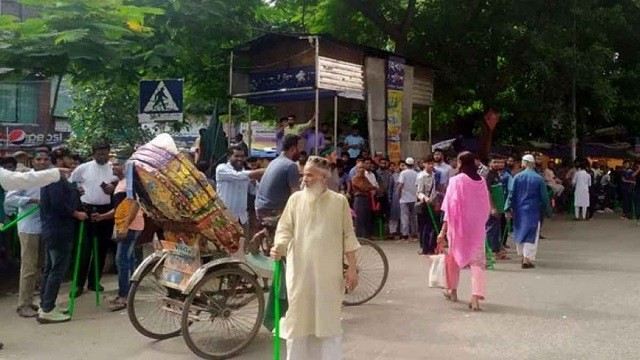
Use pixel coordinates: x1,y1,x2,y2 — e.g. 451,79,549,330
572,162,592,220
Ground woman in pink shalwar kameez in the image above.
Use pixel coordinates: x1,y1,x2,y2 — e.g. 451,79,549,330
437,152,491,311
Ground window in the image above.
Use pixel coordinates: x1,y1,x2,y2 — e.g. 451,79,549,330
0,82,40,124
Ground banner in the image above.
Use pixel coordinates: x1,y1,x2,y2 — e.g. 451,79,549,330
386,57,405,163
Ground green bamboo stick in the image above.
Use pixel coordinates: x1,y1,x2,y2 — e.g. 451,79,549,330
0,205,39,232
485,240,495,270
93,235,101,307
69,221,85,317
426,203,440,234
502,220,511,244
273,260,282,360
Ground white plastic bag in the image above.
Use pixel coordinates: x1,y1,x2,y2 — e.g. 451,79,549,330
428,254,447,288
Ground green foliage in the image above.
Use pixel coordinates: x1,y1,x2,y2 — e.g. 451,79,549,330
66,81,151,154
0,0,163,83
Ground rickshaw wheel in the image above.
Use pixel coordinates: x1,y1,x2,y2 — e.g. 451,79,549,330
343,238,389,306
181,267,265,360
127,261,183,339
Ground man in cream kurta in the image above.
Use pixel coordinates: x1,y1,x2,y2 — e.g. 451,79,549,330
271,156,360,360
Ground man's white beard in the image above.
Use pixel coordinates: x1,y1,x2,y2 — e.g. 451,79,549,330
302,183,325,201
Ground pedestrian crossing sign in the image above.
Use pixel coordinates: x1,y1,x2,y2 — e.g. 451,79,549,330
139,79,184,123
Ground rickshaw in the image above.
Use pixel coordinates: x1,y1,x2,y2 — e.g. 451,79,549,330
125,134,389,360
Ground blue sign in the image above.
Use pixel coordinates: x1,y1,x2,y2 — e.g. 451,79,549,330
139,79,184,123
249,67,315,93
387,57,405,90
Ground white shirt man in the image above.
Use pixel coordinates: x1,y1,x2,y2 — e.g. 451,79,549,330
5,149,52,318
271,156,359,360
215,146,264,225
397,157,419,237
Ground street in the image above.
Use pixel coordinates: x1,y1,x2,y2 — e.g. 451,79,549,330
1,215,639,360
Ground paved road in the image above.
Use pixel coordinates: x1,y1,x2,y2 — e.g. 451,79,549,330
1,216,639,360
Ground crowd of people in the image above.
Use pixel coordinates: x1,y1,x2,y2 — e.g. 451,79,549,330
0,142,146,325
3,124,640,358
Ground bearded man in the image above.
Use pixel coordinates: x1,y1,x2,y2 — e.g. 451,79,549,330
270,156,360,360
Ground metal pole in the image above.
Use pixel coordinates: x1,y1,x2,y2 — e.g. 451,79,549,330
247,104,252,154
314,36,320,155
571,0,577,161
428,106,433,152
228,51,234,143
333,96,338,151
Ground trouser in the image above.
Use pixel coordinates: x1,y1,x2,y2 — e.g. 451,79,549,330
286,335,342,360
75,204,115,291
622,188,633,217
353,195,372,238
516,223,541,261
445,251,486,300
486,215,503,253
40,240,73,312
18,233,41,308
417,208,437,253
400,202,417,237
575,206,587,220
116,230,141,298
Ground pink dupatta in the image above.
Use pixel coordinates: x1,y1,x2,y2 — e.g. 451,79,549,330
441,174,491,268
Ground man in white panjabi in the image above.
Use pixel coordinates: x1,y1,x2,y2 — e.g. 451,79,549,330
271,156,360,360
572,162,592,220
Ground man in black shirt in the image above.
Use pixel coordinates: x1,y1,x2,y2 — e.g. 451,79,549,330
38,148,88,323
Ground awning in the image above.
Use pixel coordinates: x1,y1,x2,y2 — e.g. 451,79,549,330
242,89,364,105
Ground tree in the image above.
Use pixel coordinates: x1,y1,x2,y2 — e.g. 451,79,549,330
0,0,164,117
66,80,151,154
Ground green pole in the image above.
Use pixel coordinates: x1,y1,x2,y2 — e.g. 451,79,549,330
69,221,85,317
426,204,440,234
273,260,282,360
502,220,511,244
377,216,384,240
568,193,575,219
633,194,637,220
485,239,495,270
0,205,40,232
93,235,101,307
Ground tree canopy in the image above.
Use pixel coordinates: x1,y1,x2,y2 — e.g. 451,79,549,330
1,0,639,151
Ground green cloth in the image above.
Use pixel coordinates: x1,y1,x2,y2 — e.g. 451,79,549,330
490,184,506,214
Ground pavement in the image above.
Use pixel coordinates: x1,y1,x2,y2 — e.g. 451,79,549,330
1,215,640,360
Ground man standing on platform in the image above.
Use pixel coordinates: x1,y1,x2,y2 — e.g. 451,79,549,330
271,156,359,360
69,141,118,296
505,155,552,269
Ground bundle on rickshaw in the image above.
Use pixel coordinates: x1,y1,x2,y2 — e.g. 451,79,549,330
128,133,243,254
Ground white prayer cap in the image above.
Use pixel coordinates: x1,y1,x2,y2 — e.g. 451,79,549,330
522,154,535,163
405,157,415,165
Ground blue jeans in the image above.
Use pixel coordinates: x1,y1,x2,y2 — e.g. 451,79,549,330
116,230,141,297
486,215,503,253
40,239,73,312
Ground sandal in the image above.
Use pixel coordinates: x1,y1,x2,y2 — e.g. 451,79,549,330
468,297,482,311
443,290,458,302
